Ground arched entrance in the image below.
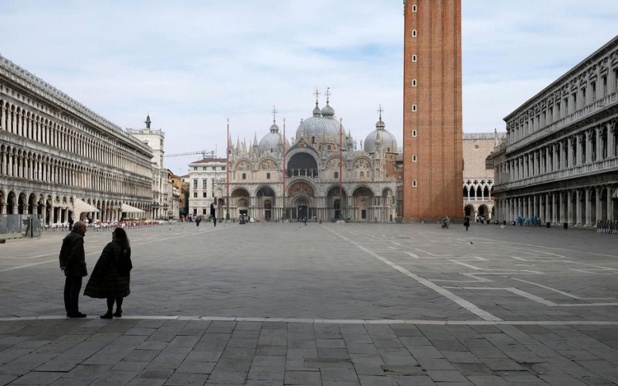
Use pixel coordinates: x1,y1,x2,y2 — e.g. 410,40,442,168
326,186,348,220
352,187,374,221
7,191,16,214
256,186,276,221
464,204,474,217
231,188,251,220
477,204,488,222
287,181,315,221
295,197,309,221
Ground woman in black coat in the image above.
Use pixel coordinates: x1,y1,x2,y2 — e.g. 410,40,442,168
84,227,132,318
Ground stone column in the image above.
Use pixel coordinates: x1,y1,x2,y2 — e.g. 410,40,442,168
553,143,559,171
585,188,592,227
608,123,616,158
586,130,593,164
568,137,575,167
545,193,551,223
551,193,556,223
566,191,573,225
533,195,538,218
558,192,564,224
575,190,582,226
596,126,603,162
608,186,615,222
596,187,603,224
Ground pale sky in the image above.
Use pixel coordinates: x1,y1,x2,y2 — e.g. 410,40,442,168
1,1,617,175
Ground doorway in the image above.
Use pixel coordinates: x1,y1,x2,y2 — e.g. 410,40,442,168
298,205,307,221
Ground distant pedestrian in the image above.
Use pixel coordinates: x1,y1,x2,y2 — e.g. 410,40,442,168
441,216,450,229
68,216,74,231
464,216,470,231
303,217,307,226
84,227,132,319
59,221,88,318
196,216,202,227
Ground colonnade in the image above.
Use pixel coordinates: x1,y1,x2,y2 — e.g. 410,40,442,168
495,185,617,226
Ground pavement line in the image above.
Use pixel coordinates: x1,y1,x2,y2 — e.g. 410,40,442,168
2,315,618,325
0,260,56,272
326,227,502,322
514,277,582,299
450,261,484,270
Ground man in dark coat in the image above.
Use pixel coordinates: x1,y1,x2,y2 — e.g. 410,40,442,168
59,221,88,318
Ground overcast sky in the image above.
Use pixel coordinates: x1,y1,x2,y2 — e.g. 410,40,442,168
1,1,617,175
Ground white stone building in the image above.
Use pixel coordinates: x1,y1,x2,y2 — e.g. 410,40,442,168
186,157,227,219
0,55,153,226
463,131,506,221
127,117,173,219
492,36,618,226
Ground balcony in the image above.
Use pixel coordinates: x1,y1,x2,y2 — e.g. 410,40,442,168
495,157,618,191
507,92,617,153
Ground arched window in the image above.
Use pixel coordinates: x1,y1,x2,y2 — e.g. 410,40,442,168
334,171,338,179
266,173,271,179
242,173,246,180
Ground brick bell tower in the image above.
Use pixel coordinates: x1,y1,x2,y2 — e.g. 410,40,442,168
402,0,463,222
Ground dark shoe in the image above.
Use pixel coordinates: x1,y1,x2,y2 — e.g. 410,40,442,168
69,312,87,318
113,310,122,318
100,312,113,319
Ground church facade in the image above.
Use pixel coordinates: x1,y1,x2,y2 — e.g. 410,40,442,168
212,94,400,222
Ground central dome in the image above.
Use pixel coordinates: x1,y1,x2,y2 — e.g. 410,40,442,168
296,100,343,146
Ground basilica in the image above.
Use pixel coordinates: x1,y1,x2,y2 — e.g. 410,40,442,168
209,93,400,222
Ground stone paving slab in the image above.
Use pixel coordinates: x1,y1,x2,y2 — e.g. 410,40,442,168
1,222,618,384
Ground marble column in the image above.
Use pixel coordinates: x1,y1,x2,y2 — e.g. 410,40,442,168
586,130,593,164
585,188,592,227
607,186,614,222
545,193,550,223
559,192,564,224
596,187,603,224
575,189,582,225
596,126,603,162
566,191,573,225
568,137,575,167
551,193,557,223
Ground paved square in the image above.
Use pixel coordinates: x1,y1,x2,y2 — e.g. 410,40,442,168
1,222,618,385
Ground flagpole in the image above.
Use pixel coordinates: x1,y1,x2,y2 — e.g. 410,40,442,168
283,118,287,221
226,118,230,221
339,118,343,220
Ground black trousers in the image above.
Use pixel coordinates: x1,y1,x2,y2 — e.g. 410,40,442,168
64,275,83,315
